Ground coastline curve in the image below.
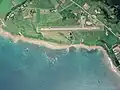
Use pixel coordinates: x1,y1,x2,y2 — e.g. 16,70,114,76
0,26,120,77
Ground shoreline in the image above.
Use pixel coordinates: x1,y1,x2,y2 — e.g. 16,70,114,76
0,27,120,77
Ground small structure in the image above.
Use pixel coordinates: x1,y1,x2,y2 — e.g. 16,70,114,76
81,38,84,43
83,3,90,10
113,45,120,63
105,30,108,36
80,15,86,28
40,9,50,14
91,15,97,19
60,0,66,4
68,31,73,40
110,15,115,19
9,13,15,18
0,20,3,27
29,2,33,4
95,9,101,14
0,19,6,27
85,21,92,26
74,13,77,16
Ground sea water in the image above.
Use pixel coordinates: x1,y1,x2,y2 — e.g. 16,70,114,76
0,37,120,90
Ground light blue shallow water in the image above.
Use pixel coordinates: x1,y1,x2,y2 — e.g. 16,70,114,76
0,37,120,90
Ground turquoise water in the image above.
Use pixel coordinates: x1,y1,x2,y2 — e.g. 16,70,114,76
0,37,120,90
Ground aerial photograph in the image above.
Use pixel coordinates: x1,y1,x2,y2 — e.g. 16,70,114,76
0,0,120,90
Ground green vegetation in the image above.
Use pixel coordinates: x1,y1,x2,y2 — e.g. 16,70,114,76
29,0,54,9
40,12,62,26
73,0,85,5
1,0,120,68
14,0,26,4
0,0,3,4
72,31,105,45
36,9,40,24
2,0,119,43
0,0,12,18
41,19,77,26
81,0,120,67
51,0,58,6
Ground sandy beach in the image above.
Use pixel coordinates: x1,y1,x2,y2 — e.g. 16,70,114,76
0,27,120,77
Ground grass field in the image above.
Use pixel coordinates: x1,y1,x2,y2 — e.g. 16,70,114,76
72,30,105,45
41,30,105,45
39,2,81,27
0,0,3,4
4,20,19,35
41,31,70,44
14,0,26,4
41,18,78,26
29,0,54,9
51,0,58,6
4,17,42,38
40,12,62,26
36,9,40,24
0,0,12,18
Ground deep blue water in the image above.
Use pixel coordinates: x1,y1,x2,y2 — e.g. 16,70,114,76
0,37,120,90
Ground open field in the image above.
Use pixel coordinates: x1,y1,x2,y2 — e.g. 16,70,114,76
41,31,70,44
14,0,26,4
41,28,105,45
29,0,54,9
38,3,81,27
40,18,78,26
39,12,62,26
0,0,12,18
72,30,105,45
